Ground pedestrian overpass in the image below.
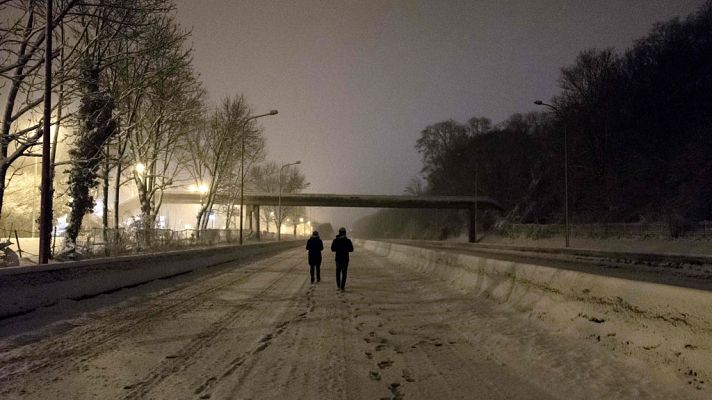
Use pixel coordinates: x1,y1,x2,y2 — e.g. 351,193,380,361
162,192,503,242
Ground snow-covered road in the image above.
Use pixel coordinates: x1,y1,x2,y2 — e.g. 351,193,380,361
0,245,705,399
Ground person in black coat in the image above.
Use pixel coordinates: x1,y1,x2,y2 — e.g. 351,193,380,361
305,231,324,284
330,227,354,291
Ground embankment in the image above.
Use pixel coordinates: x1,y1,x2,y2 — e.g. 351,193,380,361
0,241,301,320
357,239,712,388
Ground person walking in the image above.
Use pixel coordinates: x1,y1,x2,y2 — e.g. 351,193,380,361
306,231,323,284
330,227,353,291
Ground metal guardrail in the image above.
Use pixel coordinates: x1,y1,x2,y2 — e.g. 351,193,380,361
499,221,712,239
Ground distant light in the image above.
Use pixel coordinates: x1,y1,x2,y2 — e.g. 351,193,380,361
135,162,146,175
270,211,275,217
94,200,104,217
189,183,209,194
49,123,58,138
299,217,304,223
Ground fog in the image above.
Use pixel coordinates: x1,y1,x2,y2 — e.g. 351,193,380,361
174,0,704,228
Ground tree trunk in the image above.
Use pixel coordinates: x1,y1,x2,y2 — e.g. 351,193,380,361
66,63,117,247
0,166,7,220
102,152,110,241
113,135,128,229
114,158,121,229
136,179,154,246
224,203,233,230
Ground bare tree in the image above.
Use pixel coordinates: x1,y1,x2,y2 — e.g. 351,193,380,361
120,16,203,232
0,0,81,220
183,95,264,233
62,0,174,247
249,161,309,233
217,125,265,230
404,177,425,196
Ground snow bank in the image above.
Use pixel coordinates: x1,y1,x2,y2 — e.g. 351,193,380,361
0,241,300,320
357,239,712,388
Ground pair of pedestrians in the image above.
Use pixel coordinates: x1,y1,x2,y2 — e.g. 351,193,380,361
305,227,354,291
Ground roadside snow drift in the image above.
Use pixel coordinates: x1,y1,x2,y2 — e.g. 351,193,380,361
357,239,712,389
0,241,301,320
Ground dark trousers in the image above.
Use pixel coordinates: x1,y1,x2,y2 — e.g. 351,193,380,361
335,261,349,289
309,260,321,283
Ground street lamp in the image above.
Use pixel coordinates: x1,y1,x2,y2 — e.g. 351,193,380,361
534,100,570,248
239,110,278,245
277,160,301,241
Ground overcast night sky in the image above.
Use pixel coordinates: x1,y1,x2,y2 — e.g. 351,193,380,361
174,0,705,228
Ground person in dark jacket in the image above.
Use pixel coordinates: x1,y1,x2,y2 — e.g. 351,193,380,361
330,227,354,291
306,231,323,284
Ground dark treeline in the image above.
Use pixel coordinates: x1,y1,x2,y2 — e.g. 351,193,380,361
354,2,712,239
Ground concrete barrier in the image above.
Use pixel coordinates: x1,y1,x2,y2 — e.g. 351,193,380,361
0,241,301,320
357,239,712,385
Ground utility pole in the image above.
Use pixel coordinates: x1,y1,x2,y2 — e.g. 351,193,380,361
39,0,53,263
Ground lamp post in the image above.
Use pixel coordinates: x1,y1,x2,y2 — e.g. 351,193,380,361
239,110,278,245
534,100,570,248
474,156,478,243
277,160,301,241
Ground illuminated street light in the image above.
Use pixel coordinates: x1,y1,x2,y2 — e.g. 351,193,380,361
534,99,570,248
240,110,279,245
278,160,301,241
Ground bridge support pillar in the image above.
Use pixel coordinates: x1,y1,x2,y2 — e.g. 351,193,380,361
468,208,477,243
255,205,261,240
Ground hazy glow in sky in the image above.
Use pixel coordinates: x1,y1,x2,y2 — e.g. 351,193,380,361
175,0,704,228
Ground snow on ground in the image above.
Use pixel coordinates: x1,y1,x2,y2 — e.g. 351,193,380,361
0,244,707,399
